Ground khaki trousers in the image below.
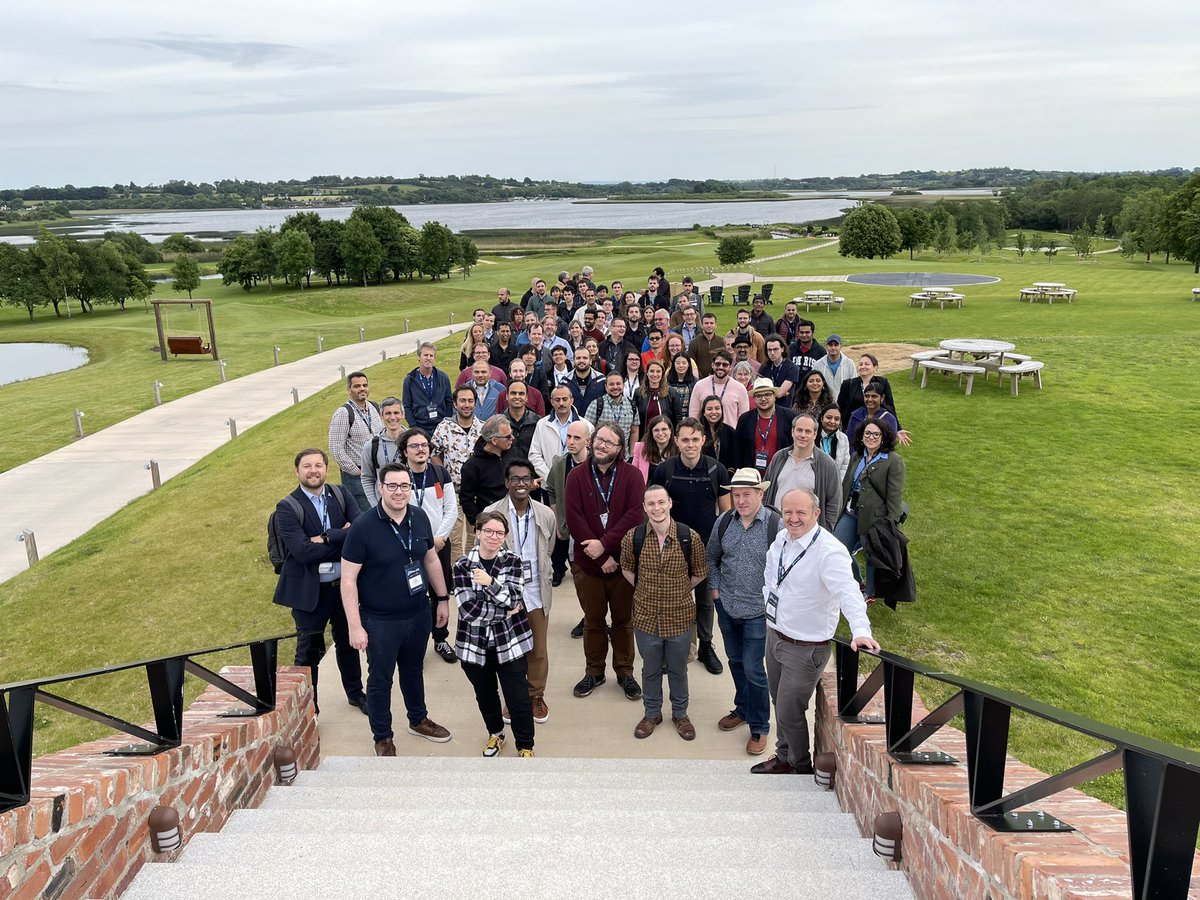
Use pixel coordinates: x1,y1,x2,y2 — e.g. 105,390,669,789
525,607,549,698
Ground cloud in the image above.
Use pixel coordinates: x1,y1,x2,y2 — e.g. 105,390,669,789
97,34,315,68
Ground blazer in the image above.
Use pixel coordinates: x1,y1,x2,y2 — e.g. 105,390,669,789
837,375,896,424
272,484,361,613
635,389,684,429
483,497,557,614
841,452,906,537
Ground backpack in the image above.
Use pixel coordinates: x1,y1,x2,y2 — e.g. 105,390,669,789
343,400,381,429
659,455,722,498
709,508,782,571
631,522,692,589
267,486,349,574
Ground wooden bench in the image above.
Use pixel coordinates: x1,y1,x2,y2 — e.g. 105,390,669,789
1191,287,1200,302
1019,288,1041,302
909,349,950,379
167,335,209,356
974,352,1032,381
918,359,986,395
998,360,1045,396
1030,289,1075,304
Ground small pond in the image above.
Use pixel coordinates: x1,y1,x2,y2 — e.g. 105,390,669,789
0,343,90,387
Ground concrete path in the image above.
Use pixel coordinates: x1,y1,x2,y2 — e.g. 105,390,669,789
0,325,467,584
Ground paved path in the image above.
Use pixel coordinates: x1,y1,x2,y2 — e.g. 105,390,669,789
0,325,467,584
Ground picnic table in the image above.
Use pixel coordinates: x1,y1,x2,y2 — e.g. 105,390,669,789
922,285,954,296
939,338,1016,367
795,290,844,312
1021,284,1076,304
910,291,964,309
1192,288,1200,302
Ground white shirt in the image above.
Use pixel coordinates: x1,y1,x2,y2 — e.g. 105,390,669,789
762,525,872,641
507,499,542,611
775,452,816,499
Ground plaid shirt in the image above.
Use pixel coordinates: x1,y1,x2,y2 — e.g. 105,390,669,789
328,401,383,476
585,393,637,455
621,520,710,638
431,416,484,487
451,549,533,666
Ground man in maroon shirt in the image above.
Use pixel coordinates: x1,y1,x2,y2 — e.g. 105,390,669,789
735,378,797,474
564,421,647,702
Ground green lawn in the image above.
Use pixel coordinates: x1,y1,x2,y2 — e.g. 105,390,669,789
2,233,1199,814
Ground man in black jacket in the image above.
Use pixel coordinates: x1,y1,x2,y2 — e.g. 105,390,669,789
459,415,515,527
272,448,367,715
735,379,798,474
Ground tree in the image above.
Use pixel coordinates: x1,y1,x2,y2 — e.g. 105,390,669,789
1116,188,1167,263
1070,227,1094,259
274,229,315,288
1013,231,1027,260
31,228,80,317
162,233,203,254
1029,233,1045,257
931,208,957,256
1162,174,1200,270
896,208,933,260
172,252,200,298
342,217,384,285
837,205,901,260
715,236,755,266
453,235,479,277
349,206,411,281
313,219,346,286
417,221,456,280
975,220,992,258
1043,238,1060,260
0,244,46,321
251,228,277,291
219,236,258,291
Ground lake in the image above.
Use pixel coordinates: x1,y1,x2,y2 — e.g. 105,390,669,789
0,343,89,386
0,190,998,245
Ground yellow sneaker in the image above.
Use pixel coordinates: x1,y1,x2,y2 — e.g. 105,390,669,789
517,748,535,758
482,734,505,757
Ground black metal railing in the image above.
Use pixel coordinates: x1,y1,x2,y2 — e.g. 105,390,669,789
832,638,1200,900
0,634,295,814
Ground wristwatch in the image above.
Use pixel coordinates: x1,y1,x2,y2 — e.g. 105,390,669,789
435,594,450,603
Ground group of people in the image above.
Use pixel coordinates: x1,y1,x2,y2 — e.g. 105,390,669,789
271,265,907,773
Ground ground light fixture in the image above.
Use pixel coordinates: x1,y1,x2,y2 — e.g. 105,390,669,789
274,746,298,785
814,752,837,790
148,806,181,853
872,811,902,862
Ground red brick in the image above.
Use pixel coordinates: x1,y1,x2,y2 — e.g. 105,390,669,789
11,862,50,900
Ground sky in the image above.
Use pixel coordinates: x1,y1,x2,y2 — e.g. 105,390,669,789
2,0,1198,188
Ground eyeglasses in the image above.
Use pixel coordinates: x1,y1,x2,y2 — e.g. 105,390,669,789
495,433,515,441
712,361,730,368
381,482,412,492
507,475,534,483
407,442,429,451
479,528,507,538
863,431,882,439
592,436,619,448
649,335,662,341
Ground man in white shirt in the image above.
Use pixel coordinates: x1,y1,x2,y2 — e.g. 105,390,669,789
529,385,587,480
753,489,879,775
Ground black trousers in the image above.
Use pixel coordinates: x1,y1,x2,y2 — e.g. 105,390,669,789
461,649,535,750
292,581,363,707
428,541,452,644
551,536,570,579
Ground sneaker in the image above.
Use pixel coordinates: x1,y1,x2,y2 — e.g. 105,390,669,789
482,734,505,757
407,718,452,743
571,618,585,639
517,749,535,758
531,697,549,724
434,641,458,663
374,738,396,757
746,733,768,756
698,641,724,675
502,707,511,725
573,673,606,697
617,675,642,701
718,712,747,731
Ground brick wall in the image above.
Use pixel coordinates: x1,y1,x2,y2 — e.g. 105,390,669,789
814,671,1200,900
0,666,319,900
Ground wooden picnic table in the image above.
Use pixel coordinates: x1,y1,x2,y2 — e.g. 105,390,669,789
1033,282,1065,290
939,338,1016,367
1192,288,1200,302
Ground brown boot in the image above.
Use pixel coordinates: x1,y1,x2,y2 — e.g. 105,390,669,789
374,738,397,757
673,716,696,741
634,715,663,739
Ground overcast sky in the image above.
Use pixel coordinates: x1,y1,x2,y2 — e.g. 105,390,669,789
2,0,1198,188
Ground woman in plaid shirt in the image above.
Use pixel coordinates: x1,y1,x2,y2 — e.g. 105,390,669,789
452,511,536,757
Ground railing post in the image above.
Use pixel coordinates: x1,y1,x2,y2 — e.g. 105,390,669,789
884,661,914,749
145,658,185,746
0,687,35,813
835,641,860,713
249,639,279,710
964,690,1011,812
1124,750,1200,899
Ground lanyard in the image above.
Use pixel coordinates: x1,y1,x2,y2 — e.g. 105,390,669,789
412,467,429,508
776,531,819,584
512,506,532,553
756,412,775,446
389,515,413,553
354,404,373,432
418,370,435,396
714,378,729,401
591,462,617,511
382,438,398,465
312,492,330,530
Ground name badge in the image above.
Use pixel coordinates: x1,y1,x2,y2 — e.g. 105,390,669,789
766,591,779,624
755,451,768,470
599,512,609,529
522,560,533,583
318,562,335,575
427,406,439,419
404,562,425,596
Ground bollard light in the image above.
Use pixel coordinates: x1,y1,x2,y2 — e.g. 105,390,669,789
404,318,410,333
217,359,228,383
317,335,324,353
148,805,181,853
274,746,298,786
339,365,346,381
358,327,365,342
153,381,163,406
273,346,281,366
291,388,300,406
226,418,238,439
145,460,161,490
381,350,387,362
17,530,39,566
814,752,837,790
449,311,455,324
872,811,903,862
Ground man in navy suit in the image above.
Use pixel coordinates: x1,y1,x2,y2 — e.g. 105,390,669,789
273,448,367,715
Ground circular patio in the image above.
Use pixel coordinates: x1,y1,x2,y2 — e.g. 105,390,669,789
846,273,1001,287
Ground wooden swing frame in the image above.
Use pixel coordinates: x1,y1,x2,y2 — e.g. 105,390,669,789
151,299,219,361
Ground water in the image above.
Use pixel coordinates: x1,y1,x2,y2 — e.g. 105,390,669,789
0,189,998,245
0,343,89,386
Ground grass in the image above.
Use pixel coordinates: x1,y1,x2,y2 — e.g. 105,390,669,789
2,232,1200,815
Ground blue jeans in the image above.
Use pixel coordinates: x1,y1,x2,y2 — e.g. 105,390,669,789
363,612,431,742
714,603,770,735
833,510,874,595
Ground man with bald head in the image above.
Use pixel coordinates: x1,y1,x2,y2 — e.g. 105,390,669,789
753,489,879,775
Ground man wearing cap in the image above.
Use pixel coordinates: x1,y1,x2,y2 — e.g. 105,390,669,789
786,319,826,381
731,335,761,375
753,488,879,774
811,334,853,399
735,378,798,475
706,468,784,756
763,412,841,533
727,309,766,364
687,350,750,427
748,294,774,338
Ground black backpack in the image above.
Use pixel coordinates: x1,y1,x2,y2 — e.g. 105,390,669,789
267,486,348,574
657,455,723,497
708,508,782,572
631,522,693,589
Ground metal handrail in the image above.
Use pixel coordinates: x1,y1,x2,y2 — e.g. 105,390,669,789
831,637,1200,900
0,633,296,814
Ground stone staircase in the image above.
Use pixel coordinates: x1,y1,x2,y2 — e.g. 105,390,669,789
123,756,913,899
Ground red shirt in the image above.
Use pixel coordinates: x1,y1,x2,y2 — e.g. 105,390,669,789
753,413,779,473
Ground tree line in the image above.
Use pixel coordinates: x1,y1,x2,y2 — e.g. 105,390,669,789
213,207,480,291
0,229,157,321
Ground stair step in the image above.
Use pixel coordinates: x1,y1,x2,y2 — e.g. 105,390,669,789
123,861,914,900
315,755,781,776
